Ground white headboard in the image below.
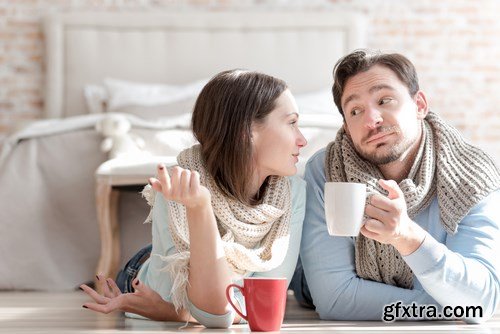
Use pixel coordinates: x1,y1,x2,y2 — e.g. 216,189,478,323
44,11,366,119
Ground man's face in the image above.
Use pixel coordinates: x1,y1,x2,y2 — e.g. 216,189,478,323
341,65,427,165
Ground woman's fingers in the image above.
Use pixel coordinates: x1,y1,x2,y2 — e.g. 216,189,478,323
83,297,122,314
157,164,171,192
180,169,191,197
80,284,109,305
106,278,122,298
169,166,182,198
96,275,114,299
132,278,153,294
190,171,200,193
149,177,162,193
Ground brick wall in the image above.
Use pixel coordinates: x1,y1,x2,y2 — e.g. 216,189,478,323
1,0,499,163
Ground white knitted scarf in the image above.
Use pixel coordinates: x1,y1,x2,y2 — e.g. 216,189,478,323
325,111,500,289
142,144,292,311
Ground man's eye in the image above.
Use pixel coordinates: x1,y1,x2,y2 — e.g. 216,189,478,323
350,108,361,116
379,98,393,105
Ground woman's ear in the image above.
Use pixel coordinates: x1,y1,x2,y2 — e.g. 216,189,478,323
415,91,429,120
250,123,260,144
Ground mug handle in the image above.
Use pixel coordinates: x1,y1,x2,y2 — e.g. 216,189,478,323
225,284,248,321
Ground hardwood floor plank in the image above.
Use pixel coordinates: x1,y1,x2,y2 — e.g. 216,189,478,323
0,292,498,333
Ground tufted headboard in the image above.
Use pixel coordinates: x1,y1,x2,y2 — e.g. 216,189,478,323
43,11,366,119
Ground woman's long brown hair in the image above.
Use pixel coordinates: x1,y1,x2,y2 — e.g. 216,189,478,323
191,70,287,205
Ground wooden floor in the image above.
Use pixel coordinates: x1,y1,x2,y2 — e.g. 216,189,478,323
1,291,499,333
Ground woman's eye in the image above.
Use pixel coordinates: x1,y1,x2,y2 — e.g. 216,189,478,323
350,108,361,116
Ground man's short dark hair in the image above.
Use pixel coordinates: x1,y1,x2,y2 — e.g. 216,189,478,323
332,49,420,117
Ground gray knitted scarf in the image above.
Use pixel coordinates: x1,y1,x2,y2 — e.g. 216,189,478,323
325,111,500,289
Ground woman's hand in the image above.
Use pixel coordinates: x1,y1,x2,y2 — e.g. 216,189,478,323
80,275,185,321
149,164,211,209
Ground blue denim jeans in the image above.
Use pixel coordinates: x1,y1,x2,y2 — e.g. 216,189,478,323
289,256,315,309
116,244,152,293
116,243,241,327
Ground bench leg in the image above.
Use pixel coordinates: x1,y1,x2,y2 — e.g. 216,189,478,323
95,179,121,291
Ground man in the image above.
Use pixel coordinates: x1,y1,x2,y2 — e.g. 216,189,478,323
293,49,500,323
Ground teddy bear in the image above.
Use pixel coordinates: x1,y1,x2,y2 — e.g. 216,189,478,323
95,114,146,159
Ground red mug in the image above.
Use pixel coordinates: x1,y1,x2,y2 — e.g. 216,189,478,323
226,277,287,332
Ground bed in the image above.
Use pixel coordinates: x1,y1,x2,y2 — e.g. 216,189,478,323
0,11,366,290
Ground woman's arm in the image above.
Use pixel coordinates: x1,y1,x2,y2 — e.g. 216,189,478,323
81,276,193,322
151,165,238,319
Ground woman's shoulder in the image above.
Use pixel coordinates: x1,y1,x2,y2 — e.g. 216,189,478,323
287,175,306,211
288,175,306,192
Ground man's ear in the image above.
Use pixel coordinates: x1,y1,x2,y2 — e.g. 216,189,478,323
343,121,351,138
415,91,429,120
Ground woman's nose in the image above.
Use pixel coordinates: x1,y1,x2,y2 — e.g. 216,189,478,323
297,130,307,148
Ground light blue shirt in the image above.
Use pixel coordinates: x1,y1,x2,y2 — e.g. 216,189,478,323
301,148,500,323
137,175,306,317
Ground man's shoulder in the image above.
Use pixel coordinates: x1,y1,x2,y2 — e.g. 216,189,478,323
304,147,327,181
471,189,500,216
305,147,327,170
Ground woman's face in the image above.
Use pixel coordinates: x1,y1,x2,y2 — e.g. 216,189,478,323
251,89,307,177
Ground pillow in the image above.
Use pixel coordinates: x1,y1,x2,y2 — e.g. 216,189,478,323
83,84,108,114
110,97,198,119
104,78,208,118
83,78,208,119
295,89,339,115
294,89,344,128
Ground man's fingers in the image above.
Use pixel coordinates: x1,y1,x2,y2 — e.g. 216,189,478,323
365,203,389,222
367,193,393,212
363,218,385,234
360,225,379,240
378,179,403,200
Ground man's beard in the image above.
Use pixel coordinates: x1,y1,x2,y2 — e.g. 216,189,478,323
353,126,416,166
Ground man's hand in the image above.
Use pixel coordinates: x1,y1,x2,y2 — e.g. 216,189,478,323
360,179,426,256
149,164,211,209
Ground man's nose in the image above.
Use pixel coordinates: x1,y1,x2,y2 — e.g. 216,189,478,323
364,106,383,130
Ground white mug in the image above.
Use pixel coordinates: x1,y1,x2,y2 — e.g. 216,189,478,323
324,182,367,236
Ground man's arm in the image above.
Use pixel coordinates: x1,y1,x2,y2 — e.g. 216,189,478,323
301,150,436,321
403,190,500,323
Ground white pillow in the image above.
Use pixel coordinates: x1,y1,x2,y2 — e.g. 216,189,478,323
83,84,108,114
83,78,208,119
295,88,339,115
104,78,208,111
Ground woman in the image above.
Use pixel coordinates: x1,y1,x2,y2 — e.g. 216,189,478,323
81,69,307,328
